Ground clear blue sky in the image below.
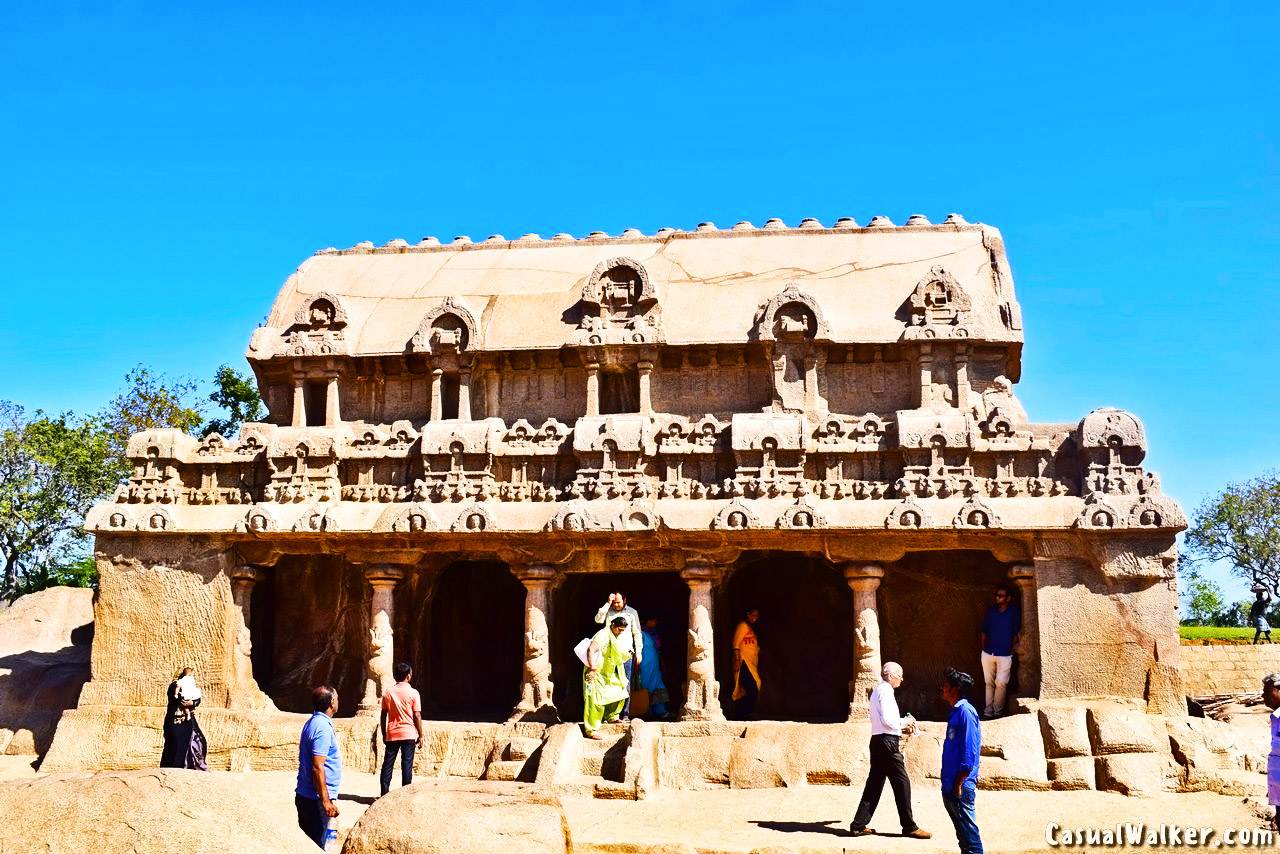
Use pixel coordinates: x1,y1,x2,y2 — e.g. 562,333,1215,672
1,4,1276,599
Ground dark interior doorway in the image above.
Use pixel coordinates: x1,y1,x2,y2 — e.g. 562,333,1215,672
719,553,852,722
417,561,524,721
551,572,688,722
879,550,1014,721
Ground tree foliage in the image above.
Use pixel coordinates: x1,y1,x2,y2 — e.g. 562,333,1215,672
1184,472,1280,596
1181,572,1225,626
203,365,263,438
99,366,203,476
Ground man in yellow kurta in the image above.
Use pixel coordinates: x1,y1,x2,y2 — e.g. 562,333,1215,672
732,608,761,719
583,616,633,738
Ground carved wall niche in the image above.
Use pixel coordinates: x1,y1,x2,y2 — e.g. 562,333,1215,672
451,504,495,532
137,506,174,532
546,501,605,532
752,285,830,415
1128,494,1186,529
293,504,340,533
612,502,661,531
901,267,974,340
237,505,280,533
884,498,930,529
952,497,1000,529
375,502,438,534
712,499,759,530
408,297,480,357
572,258,661,345
776,498,826,530
285,293,349,357
1075,494,1121,530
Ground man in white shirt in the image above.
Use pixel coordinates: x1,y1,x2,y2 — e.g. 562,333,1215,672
594,592,642,718
849,662,931,839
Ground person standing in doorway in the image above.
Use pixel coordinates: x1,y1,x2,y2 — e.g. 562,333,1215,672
732,608,761,719
379,661,424,797
594,592,642,720
849,662,931,839
583,616,633,738
296,686,342,849
638,616,670,719
1252,587,1272,644
940,668,983,854
1263,672,1280,830
979,586,1021,719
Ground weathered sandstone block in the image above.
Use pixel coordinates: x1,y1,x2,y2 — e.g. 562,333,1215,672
1095,753,1176,795
1047,756,1095,790
977,713,1049,790
1087,707,1163,755
657,735,732,789
1037,705,1089,758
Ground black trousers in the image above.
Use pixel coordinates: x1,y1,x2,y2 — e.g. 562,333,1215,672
379,739,417,795
851,734,917,833
295,795,330,849
735,663,758,720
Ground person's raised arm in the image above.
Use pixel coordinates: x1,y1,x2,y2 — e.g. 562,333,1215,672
594,599,611,624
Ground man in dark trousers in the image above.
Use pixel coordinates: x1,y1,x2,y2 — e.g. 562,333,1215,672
1251,587,1272,644
849,662,931,839
940,668,983,854
379,661,424,796
296,686,342,848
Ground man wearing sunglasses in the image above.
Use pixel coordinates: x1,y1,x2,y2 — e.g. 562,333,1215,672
979,586,1021,719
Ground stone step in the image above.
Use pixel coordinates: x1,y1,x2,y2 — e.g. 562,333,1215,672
592,780,636,800
505,736,542,761
580,754,605,777
484,759,525,782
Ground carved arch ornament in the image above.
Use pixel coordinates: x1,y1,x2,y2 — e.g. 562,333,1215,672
952,497,1000,529
374,503,438,534
752,284,831,342
237,505,281,533
775,498,827,530
408,297,481,355
293,504,340,533
451,503,495,532
573,257,662,345
1075,494,1122,530
884,498,930,529
546,501,605,532
712,499,759,530
901,267,974,340
291,292,349,330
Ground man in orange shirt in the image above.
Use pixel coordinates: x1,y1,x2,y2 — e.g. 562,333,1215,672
379,661,424,796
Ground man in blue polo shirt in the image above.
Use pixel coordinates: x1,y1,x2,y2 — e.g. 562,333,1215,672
296,685,342,848
979,586,1021,719
940,667,983,854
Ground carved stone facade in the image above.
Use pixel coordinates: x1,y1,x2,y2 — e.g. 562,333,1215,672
54,217,1187,770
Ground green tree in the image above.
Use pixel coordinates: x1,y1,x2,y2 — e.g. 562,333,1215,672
99,366,203,477
203,365,264,438
0,404,118,598
1184,472,1280,596
1181,572,1225,626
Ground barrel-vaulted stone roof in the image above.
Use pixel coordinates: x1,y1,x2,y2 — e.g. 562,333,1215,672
248,217,1021,360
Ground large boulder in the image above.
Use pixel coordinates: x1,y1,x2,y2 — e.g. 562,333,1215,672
342,782,571,854
0,586,93,755
0,769,317,853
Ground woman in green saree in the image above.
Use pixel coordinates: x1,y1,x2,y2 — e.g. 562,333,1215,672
583,616,633,738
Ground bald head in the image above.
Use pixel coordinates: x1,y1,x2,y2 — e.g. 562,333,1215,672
882,662,904,687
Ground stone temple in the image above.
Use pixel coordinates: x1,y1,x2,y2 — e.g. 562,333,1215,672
44,215,1189,790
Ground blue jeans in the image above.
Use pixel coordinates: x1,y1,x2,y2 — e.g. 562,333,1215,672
622,658,635,715
379,739,416,796
942,783,983,854
295,795,330,848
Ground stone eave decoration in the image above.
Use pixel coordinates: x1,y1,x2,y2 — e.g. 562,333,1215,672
1078,408,1148,455
775,498,826,530
237,505,280,533
293,504,340,533
952,497,1000,529
451,504,495,532
884,497,930,529
612,502,661,532
1128,494,1186,529
896,410,971,450
572,257,662,346
752,283,831,343
407,296,481,356
420,420,496,456
712,499,759,530
136,506,174,533
374,503,439,534
812,413,890,452
546,501,605,532
497,418,572,455
901,266,976,340
291,292,349,330
1075,493,1122,530
100,505,134,531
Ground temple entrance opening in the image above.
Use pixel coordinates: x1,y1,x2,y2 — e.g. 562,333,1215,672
879,550,1015,721
719,553,852,722
415,561,524,721
253,554,367,716
551,571,689,722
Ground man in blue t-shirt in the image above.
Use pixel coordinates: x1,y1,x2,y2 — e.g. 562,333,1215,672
940,668,983,854
979,586,1021,719
296,685,343,848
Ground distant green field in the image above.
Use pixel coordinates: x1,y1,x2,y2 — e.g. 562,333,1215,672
1179,626,1262,643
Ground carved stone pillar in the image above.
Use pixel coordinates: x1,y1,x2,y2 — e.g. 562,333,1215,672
292,376,306,427
585,363,600,417
325,375,341,427
844,563,885,719
429,368,443,422
637,360,653,415
680,562,725,721
359,565,404,713
509,565,558,722
228,566,265,627
1009,563,1039,703
457,367,472,421
485,368,500,419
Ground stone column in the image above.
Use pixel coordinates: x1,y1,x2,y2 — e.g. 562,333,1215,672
325,376,341,427
429,368,443,422
1009,563,1039,703
637,359,653,415
509,565,558,722
359,565,405,714
228,566,265,627
844,563,885,719
680,562,725,721
292,376,306,427
585,363,600,417
457,367,472,421
484,368,500,418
